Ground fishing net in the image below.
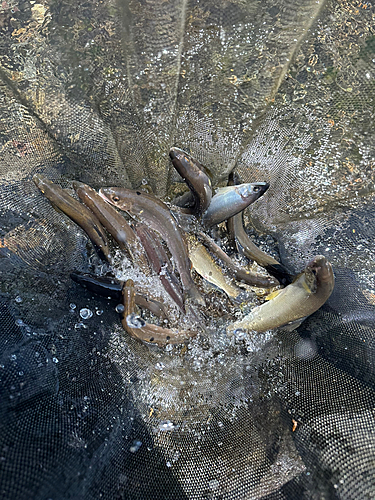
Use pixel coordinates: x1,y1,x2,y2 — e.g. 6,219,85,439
1,0,374,498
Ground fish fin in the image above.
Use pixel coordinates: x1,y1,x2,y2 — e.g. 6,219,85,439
279,316,308,332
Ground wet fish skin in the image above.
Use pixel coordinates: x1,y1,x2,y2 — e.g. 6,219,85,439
169,147,212,215
188,239,242,299
99,186,204,306
198,231,279,288
202,183,269,227
227,255,335,334
71,271,167,319
33,174,110,261
135,223,185,312
226,172,292,285
122,279,196,346
73,181,149,273
71,272,123,298
232,213,292,285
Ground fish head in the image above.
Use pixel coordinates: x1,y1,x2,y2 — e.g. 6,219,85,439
72,180,88,192
306,255,335,291
99,187,125,207
236,182,269,203
169,147,186,161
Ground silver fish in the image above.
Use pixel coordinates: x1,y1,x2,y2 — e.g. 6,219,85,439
202,183,269,227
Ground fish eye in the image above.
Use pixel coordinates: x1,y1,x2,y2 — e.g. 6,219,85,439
136,191,142,195
113,196,120,202
253,186,261,192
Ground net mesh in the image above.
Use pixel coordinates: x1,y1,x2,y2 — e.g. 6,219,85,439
0,0,374,498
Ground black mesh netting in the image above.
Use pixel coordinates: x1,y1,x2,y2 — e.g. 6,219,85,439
0,0,375,498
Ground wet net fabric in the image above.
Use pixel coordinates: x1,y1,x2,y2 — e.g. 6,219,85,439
0,0,375,499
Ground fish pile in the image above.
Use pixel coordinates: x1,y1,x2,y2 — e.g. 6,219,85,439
33,148,335,346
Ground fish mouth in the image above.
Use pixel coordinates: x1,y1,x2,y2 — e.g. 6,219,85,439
308,255,334,284
72,180,85,190
169,147,188,161
98,188,113,204
253,182,269,194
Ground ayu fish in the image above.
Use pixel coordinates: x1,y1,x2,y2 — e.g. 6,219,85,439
73,181,149,273
226,172,292,285
202,183,269,227
122,279,196,346
70,271,167,319
188,239,242,299
169,147,212,215
99,186,204,306
33,174,110,261
227,255,335,335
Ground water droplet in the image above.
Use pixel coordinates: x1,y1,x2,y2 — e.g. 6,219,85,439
158,420,175,431
233,329,247,340
52,357,59,364
129,440,142,453
126,313,145,329
165,344,173,352
69,303,76,310
15,296,22,303
18,371,24,376
80,308,93,320
15,319,24,327
75,322,88,329
155,362,165,370
115,304,124,314
10,354,17,361
96,309,103,316
166,461,171,467
295,391,300,396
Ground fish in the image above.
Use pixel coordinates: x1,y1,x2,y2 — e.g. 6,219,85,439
121,279,196,346
73,181,150,273
70,272,123,298
169,147,212,215
197,231,279,288
226,172,292,285
231,212,292,285
99,186,204,306
33,174,110,261
188,238,242,299
202,183,269,227
227,255,335,334
70,271,167,319
135,223,185,312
